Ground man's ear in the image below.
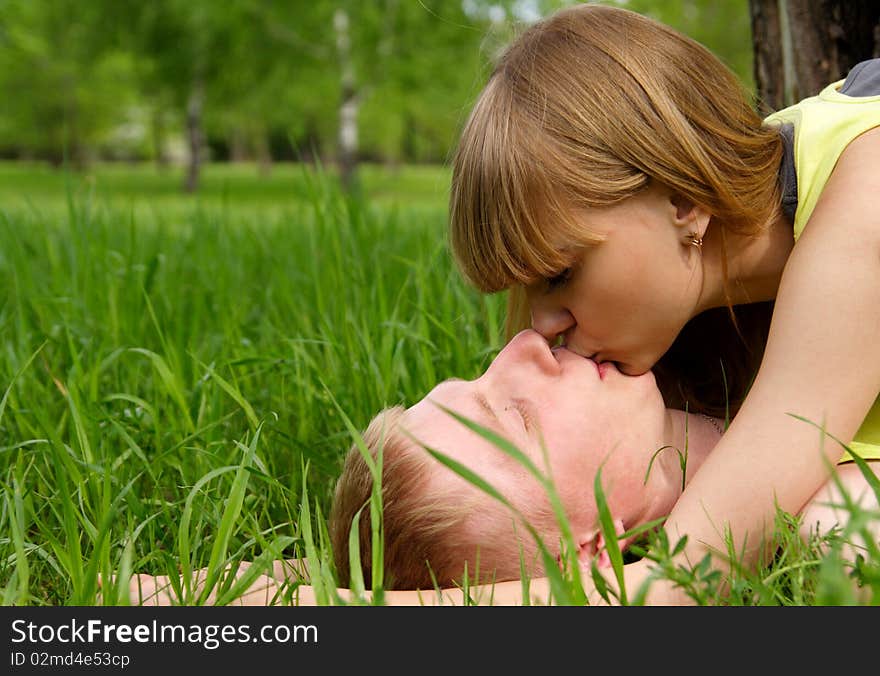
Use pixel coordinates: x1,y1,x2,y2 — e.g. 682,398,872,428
576,519,628,569
670,192,711,240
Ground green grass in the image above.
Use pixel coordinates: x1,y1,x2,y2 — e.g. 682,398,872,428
0,160,452,220
0,161,877,606
0,161,504,605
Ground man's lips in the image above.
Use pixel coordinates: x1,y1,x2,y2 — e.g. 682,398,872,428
552,345,616,380
595,360,623,380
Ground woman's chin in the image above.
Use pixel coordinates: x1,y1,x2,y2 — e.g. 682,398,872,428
616,361,651,377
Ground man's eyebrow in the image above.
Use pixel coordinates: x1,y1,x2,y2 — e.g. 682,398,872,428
434,378,502,430
472,391,500,425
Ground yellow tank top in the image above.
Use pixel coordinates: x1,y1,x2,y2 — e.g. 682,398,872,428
764,71,880,463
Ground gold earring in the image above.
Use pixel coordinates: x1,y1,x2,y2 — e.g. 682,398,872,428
686,232,703,251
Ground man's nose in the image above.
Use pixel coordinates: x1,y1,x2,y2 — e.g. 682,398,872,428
498,329,561,376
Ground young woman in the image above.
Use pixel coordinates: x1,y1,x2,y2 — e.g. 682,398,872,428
446,3,880,603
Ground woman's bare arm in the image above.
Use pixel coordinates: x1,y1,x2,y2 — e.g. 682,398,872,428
641,127,880,603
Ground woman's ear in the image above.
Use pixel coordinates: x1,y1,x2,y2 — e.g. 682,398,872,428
670,193,711,241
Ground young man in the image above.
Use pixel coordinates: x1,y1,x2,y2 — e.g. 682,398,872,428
127,331,879,605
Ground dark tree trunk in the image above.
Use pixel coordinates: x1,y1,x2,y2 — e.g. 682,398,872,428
750,0,880,111
63,75,87,169
184,76,204,193
229,126,248,163
151,108,169,171
334,8,359,194
256,126,272,177
749,0,786,112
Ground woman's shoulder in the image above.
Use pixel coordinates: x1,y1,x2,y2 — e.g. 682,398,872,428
841,123,880,156
780,82,880,240
826,124,880,193
832,122,880,193
797,125,880,245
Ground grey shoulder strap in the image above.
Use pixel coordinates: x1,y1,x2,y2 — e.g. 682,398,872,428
839,58,880,97
778,122,798,225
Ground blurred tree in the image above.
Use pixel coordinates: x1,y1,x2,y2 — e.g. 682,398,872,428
750,0,880,112
112,0,252,192
263,0,492,193
207,1,334,173
358,1,490,167
0,0,137,165
0,0,767,177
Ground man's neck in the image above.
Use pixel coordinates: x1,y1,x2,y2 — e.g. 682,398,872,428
668,409,720,484
612,410,722,535
645,409,721,514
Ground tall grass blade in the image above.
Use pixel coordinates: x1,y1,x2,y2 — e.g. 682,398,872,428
298,469,329,605
198,425,262,602
593,465,627,605
0,341,46,427
178,465,241,601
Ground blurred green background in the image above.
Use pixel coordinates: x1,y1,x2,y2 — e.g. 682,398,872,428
0,0,753,203
10,2,876,608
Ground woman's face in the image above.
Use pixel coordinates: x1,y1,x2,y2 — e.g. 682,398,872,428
404,329,669,528
526,182,704,376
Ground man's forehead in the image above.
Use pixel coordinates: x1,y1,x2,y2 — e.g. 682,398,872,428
412,377,467,410
436,376,466,388
405,378,467,430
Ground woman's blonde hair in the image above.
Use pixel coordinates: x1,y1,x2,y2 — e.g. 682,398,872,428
451,3,782,291
450,3,781,416
329,406,549,590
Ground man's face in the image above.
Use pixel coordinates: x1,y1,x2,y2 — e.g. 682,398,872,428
404,329,669,535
